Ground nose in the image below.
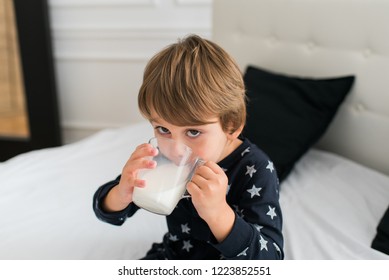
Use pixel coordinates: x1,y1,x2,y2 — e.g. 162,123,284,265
157,137,192,166
169,140,192,165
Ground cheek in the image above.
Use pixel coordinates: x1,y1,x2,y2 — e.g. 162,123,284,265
189,141,211,160
190,146,206,160
192,141,223,162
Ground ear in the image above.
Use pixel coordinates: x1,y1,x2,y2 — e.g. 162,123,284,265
227,124,244,140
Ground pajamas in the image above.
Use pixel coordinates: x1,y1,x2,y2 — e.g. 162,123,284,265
93,137,284,259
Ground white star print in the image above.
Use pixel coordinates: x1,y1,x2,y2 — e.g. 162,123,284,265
259,235,268,251
266,206,277,220
241,147,250,157
226,184,231,194
182,240,193,252
169,234,178,242
247,185,262,198
273,242,281,253
266,160,275,173
237,247,249,257
233,205,244,218
245,165,257,177
253,224,263,232
181,223,191,234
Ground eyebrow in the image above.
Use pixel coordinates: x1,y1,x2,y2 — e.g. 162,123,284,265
150,116,219,128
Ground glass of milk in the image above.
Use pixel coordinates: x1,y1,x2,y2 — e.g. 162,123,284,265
132,137,203,215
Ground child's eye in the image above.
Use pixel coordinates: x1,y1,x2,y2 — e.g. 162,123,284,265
186,129,201,138
156,126,170,135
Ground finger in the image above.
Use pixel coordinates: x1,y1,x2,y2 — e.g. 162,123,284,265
124,143,158,170
132,143,158,160
121,158,157,186
133,178,146,188
123,156,156,175
203,161,224,175
190,173,209,188
120,169,149,189
186,180,202,197
195,164,216,180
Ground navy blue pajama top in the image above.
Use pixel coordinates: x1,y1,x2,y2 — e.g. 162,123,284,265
93,137,284,260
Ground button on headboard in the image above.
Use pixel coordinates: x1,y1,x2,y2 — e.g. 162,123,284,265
212,0,389,175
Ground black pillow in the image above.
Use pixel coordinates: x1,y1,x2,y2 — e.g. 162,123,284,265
372,205,389,255
243,66,355,182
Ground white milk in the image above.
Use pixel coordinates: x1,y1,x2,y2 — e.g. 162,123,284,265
132,163,190,215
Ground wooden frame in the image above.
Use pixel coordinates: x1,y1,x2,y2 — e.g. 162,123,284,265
0,0,61,161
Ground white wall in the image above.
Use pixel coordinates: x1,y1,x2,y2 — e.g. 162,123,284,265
48,0,213,143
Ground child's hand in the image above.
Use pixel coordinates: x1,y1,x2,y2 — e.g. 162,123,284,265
103,143,158,212
186,161,235,242
186,161,229,223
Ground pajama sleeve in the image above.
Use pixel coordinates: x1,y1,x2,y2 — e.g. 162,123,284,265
93,175,139,226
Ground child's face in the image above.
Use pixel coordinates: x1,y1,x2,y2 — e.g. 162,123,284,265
150,113,241,163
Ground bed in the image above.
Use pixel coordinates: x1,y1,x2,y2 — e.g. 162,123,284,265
1,0,388,260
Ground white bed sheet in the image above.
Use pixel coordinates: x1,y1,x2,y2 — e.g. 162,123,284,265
1,122,388,259
281,150,389,259
0,122,166,260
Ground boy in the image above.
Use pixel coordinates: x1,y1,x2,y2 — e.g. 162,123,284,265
93,34,284,259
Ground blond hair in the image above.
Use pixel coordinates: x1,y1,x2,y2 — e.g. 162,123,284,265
138,34,246,134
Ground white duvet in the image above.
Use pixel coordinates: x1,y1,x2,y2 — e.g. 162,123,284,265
281,150,389,259
0,122,388,259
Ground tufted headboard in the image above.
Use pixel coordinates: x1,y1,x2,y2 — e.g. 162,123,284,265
212,0,389,176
